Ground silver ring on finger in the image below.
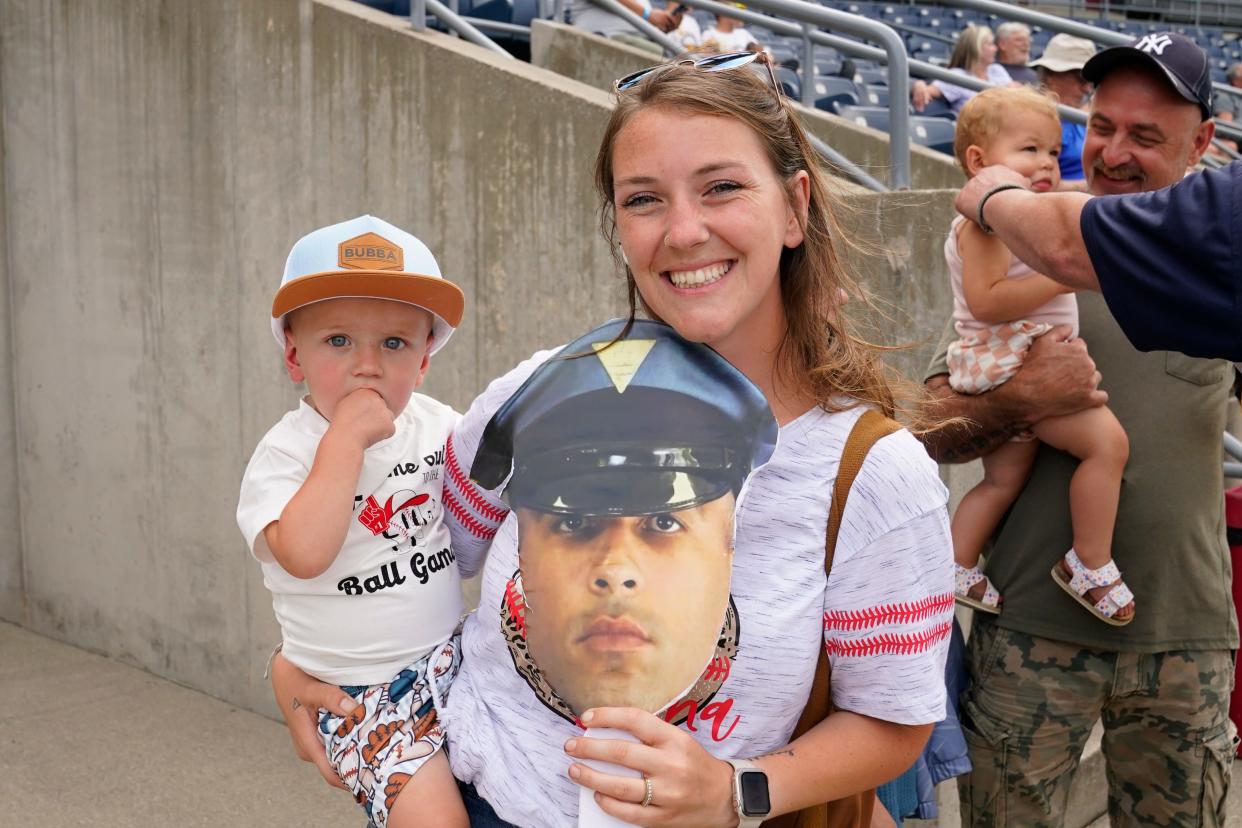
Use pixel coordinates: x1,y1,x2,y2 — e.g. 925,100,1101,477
641,775,654,807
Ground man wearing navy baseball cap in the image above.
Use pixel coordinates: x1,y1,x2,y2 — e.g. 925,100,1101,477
1079,31,1215,195
953,28,1240,362
1084,31,1214,121
927,31,1238,827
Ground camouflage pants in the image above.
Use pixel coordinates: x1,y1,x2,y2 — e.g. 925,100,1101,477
958,620,1237,827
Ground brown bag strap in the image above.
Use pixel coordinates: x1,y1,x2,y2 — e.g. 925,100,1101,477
826,409,902,571
767,409,900,828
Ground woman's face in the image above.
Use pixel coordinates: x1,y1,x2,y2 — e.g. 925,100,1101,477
609,106,808,356
977,34,997,69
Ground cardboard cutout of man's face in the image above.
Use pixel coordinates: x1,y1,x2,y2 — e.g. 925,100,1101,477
471,320,777,723
517,490,735,714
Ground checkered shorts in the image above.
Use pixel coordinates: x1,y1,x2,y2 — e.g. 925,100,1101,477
317,634,462,827
947,320,1053,395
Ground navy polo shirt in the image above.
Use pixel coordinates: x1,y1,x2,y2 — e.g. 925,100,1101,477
1081,163,1242,361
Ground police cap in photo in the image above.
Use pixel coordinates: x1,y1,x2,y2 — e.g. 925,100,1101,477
470,319,778,517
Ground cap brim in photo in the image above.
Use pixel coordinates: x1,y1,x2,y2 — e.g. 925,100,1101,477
1029,57,1088,73
271,270,465,327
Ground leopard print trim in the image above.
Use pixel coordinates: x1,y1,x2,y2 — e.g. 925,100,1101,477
500,570,739,726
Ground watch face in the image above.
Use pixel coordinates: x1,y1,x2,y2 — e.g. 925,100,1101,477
739,770,771,816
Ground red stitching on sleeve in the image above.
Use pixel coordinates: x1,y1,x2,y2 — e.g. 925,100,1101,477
446,436,508,523
824,620,952,658
444,487,497,540
823,593,954,631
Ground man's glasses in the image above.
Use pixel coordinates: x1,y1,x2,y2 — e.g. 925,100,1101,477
615,50,783,97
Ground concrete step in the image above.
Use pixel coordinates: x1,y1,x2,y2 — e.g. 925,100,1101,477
0,621,359,826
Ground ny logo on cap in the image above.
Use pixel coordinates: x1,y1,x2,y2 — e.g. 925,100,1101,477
1134,34,1173,55
339,232,404,271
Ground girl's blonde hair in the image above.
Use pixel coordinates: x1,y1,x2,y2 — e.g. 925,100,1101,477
953,85,1061,172
594,61,926,423
948,24,994,71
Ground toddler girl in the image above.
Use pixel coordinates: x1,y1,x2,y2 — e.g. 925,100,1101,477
947,87,1133,625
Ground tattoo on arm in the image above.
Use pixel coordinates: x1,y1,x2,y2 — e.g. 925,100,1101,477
936,425,1022,463
760,748,796,760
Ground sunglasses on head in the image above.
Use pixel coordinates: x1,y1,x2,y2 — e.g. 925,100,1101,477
614,50,783,96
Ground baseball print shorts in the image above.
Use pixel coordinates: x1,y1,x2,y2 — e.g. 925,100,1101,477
318,633,462,827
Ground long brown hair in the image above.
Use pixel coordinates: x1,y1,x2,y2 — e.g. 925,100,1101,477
594,60,922,423
948,24,994,72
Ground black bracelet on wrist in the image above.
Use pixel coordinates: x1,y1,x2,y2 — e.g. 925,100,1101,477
976,182,1026,235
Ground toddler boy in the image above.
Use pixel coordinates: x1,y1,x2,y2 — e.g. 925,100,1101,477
237,215,468,827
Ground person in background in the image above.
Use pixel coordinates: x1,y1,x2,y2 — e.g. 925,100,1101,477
567,0,680,55
1031,33,1096,189
1212,62,1242,154
665,0,702,50
942,87,1131,627
926,33,1234,826
956,162,1242,363
996,22,1036,85
701,3,762,54
911,25,1016,115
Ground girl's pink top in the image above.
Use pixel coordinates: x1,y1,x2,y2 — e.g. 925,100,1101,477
946,214,1078,339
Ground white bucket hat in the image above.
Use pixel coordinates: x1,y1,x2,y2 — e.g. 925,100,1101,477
271,215,464,355
1029,34,1097,74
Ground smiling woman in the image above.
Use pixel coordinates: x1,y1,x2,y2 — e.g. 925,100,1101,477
270,57,955,828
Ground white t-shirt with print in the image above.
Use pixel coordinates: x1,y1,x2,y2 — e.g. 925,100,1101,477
440,349,954,828
238,395,463,686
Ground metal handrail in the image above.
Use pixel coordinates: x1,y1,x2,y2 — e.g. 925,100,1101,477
411,0,517,56
1227,431,1242,479
938,0,1135,45
739,0,912,188
1226,431,1242,462
934,0,1242,144
460,16,534,36
886,18,956,46
580,0,889,190
1019,0,1242,28
640,0,911,187
811,134,889,191
583,0,685,55
1214,82,1242,100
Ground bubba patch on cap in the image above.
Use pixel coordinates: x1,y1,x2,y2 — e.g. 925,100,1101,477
338,232,404,271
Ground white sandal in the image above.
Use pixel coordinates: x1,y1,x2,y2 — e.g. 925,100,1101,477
954,563,1001,614
1051,549,1135,626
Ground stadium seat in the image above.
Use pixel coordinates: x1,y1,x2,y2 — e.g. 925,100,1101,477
815,56,844,76
814,77,862,112
861,84,890,107
911,115,956,155
855,67,888,86
776,66,801,99
836,105,891,132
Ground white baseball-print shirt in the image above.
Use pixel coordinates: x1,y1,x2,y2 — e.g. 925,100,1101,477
238,395,463,686
440,349,955,828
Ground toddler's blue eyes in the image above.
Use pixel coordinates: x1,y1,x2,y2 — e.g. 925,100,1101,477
384,337,405,350
328,335,348,347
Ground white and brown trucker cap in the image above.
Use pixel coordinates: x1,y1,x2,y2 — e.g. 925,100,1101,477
271,214,464,355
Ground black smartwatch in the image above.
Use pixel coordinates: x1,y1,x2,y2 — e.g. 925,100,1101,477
726,758,771,827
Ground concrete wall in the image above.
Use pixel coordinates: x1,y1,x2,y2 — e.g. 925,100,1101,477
0,0,958,717
0,61,19,625
530,19,964,191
